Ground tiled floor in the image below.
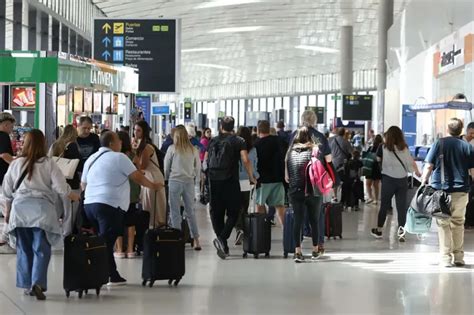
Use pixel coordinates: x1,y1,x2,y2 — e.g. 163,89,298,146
0,202,473,315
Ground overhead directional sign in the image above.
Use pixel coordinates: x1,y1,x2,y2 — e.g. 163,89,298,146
94,19,181,93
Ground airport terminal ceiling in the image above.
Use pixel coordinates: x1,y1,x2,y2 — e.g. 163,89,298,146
91,0,411,89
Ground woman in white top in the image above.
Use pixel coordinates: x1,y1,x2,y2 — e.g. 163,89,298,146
370,126,421,242
164,126,202,250
3,130,80,300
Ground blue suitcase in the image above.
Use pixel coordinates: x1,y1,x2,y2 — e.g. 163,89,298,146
283,208,297,258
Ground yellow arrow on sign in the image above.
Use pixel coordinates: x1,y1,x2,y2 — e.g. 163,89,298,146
102,23,111,34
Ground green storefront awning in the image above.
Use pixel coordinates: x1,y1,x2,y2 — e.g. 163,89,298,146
0,57,58,83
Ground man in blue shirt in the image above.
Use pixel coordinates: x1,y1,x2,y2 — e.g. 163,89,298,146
82,132,163,285
422,118,474,267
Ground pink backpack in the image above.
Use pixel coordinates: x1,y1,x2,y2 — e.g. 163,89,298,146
306,147,335,195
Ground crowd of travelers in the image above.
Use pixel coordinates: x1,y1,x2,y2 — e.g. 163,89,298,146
0,109,473,300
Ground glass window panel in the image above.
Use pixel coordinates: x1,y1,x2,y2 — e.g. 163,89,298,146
73,88,83,113
309,95,316,107
283,96,290,112
203,101,208,114
232,100,239,125
267,97,274,113
239,99,245,127
327,94,335,127
226,100,232,116
84,89,93,113
275,97,282,109
260,98,267,112
252,98,259,111
299,95,307,126
318,94,326,107
93,90,102,113
103,92,111,113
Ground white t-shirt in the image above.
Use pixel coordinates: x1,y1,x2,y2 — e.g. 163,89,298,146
82,148,137,211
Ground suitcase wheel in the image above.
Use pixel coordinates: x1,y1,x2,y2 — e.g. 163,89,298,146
96,288,100,296
265,253,270,258
284,252,288,259
65,290,70,298
339,235,343,239
85,289,88,295
148,281,154,288
168,279,173,286
78,290,83,299
174,278,180,286
253,254,259,259
243,252,248,258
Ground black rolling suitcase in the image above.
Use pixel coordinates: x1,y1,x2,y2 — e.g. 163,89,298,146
325,203,343,239
242,188,271,259
283,208,296,258
243,213,271,259
141,227,185,287
63,233,109,298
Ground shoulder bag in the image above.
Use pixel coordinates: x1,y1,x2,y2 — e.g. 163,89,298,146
410,139,451,218
52,143,80,180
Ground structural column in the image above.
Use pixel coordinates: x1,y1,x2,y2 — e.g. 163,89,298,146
376,0,394,133
13,0,23,50
0,0,5,50
340,25,353,96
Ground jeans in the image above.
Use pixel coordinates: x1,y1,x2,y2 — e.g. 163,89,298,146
84,203,124,280
437,192,469,262
235,190,250,232
15,227,51,290
290,192,322,248
377,175,408,228
168,180,200,239
210,179,241,243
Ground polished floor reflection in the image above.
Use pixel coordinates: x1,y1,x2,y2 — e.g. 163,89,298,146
0,201,473,315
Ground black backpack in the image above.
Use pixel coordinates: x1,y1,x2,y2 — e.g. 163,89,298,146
207,136,234,180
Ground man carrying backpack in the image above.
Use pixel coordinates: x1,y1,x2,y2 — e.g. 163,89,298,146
206,117,256,259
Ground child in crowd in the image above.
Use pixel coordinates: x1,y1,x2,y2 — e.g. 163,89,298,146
341,150,364,211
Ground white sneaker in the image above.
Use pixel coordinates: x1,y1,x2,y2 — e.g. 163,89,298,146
0,244,16,254
113,252,126,259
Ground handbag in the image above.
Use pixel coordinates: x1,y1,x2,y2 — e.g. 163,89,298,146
411,139,451,218
404,207,432,234
52,143,80,180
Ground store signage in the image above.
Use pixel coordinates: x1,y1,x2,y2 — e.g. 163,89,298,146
94,19,180,93
435,39,465,76
152,104,170,115
90,69,114,88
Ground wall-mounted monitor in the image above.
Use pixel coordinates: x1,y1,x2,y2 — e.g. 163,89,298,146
342,95,373,121
10,86,36,110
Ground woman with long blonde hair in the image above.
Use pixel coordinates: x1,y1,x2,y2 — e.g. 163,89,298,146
49,125,82,236
164,125,202,250
3,130,79,300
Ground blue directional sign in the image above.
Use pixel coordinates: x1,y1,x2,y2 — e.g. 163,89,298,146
102,37,111,48
101,50,111,61
113,36,124,48
113,50,124,62
152,104,170,115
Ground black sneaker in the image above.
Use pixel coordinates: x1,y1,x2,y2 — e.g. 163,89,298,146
234,230,244,246
107,275,127,286
31,284,46,300
311,251,322,260
371,228,382,239
213,238,227,260
294,252,305,263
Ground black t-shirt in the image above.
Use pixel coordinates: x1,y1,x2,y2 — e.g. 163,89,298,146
77,133,100,172
63,142,82,190
208,133,246,181
0,131,13,185
254,135,285,183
